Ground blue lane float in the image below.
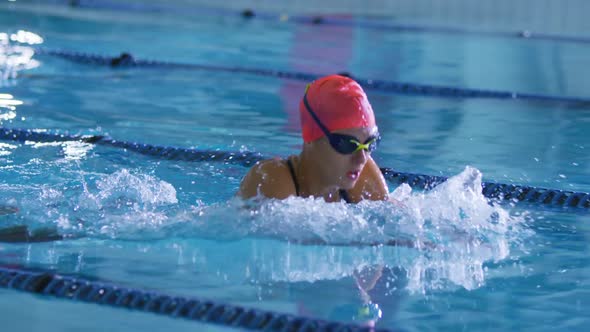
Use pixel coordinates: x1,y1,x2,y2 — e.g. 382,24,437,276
0,266,390,332
32,48,590,104
1,127,588,209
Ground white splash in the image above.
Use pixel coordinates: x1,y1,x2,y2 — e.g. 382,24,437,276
33,169,180,238
25,165,527,294
94,169,178,206
165,166,528,293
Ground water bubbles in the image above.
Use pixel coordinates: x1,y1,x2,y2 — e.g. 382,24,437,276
95,169,178,206
15,168,181,239
14,164,527,295
212,166,528,293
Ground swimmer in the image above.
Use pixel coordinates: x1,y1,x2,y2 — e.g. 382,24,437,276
238,75,389,203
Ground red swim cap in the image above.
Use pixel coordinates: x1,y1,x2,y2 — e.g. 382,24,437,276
299,75,375,143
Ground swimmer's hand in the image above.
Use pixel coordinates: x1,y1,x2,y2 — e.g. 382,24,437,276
353,265,383,294
0,225,63,243
0,205,18,216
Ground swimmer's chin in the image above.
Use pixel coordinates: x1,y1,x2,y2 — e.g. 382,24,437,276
338,178,358,190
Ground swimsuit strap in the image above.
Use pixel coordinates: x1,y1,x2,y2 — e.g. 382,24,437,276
286,157,351,203
286,158,300,196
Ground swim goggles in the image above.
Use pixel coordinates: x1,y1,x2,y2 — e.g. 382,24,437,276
303,92,380,155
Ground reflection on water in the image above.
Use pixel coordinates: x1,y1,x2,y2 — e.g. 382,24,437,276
0,161,531,326
0,30,41,81
0,93,21,127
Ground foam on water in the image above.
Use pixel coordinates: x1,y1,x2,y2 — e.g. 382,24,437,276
45,168,179,238
6,164,531,293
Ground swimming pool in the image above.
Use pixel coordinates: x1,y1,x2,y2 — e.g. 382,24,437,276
1,1,589,331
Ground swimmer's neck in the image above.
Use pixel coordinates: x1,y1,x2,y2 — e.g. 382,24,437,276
296,150,342,202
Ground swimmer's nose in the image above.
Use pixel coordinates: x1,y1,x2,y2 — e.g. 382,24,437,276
351,148,368,166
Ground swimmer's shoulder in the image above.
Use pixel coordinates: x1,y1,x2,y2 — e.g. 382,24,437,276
238,156,297,200
349,156,389,202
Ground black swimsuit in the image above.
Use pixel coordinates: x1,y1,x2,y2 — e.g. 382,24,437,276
286,158,352,203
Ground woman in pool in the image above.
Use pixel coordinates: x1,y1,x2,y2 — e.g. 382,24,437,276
238,74,389,203
1,75,387,242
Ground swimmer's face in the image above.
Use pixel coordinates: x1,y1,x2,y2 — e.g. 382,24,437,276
315,126,379,189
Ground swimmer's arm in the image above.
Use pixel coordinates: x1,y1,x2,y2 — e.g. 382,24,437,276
237,159,295,200
0,225,63,243
353,265,384,302
0,205,18,216
350,157,389,202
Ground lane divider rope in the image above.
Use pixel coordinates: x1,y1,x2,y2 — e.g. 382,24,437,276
1,127,588,209
32,48,590,104
0,265,391,332
59,0,590,45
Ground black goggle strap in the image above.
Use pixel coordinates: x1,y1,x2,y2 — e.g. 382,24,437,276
304,89,380,152
303,92,332,138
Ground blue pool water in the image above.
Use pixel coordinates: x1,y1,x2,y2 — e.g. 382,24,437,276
1,1,590,331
